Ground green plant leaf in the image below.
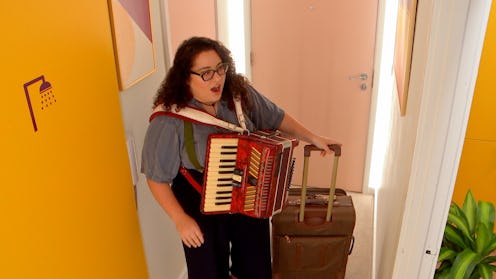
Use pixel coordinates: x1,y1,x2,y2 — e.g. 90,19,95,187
434,269,450,279
451,203,464,217
476,263,494,279
468,271,480,279
435,267,450,279
445,223,469,250
437,260,453,273
481,236,496,256
449,249,482,279
478,201,495,232
438,247,458,262
448,209,474,243
487,263,496,271
480,255,496,264
462,190,477,235
475,223,492,254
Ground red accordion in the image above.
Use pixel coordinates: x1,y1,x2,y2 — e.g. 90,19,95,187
201,131,298,218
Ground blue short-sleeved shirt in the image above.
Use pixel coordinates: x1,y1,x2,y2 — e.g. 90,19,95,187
141,85,285,184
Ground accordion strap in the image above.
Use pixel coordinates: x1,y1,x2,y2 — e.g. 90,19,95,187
183,121,204,172
150,98,248,133
234,98,247,130
179,166,202,195
149,97,248,195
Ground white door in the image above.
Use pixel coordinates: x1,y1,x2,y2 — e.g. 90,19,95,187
251,0,378,192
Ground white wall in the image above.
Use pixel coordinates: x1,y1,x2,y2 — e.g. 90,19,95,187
117,0,186,277
372,0,427,275
117,1,218,278
374,0,492,278
116,0,184,278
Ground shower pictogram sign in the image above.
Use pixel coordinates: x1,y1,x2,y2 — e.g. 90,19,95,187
23,75,56,132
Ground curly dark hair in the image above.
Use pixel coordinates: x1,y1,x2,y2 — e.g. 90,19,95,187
153,37,251,111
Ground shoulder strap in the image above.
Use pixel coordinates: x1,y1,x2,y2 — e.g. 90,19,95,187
181,122,204,194
179,166,202,194
150,104,247,133
234,97,247,130
149,97,248,133
183,120,203,172
148,98,248,195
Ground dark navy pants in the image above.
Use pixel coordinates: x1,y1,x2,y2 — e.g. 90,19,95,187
171,170,271,279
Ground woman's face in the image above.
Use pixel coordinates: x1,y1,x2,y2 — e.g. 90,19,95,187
188,50,226,104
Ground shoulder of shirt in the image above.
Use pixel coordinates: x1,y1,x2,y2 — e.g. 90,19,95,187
149,112,183,125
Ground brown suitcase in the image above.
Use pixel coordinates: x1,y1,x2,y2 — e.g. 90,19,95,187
271,144,356,279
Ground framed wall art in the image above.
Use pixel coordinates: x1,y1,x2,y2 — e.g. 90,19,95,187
108,0,156,90
394,0,418,116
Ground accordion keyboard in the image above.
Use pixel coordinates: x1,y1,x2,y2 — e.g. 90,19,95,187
203,137,238,212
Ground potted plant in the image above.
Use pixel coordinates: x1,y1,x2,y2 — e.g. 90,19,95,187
435,190,496,279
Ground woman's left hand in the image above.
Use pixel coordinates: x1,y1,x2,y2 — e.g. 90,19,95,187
310,135,341,156
278,113,341,156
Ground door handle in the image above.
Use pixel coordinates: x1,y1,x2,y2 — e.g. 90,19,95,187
349,73,369,91
348,73,368,80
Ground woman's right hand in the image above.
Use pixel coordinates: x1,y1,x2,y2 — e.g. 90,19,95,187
146,179,205,248
175,214,204,248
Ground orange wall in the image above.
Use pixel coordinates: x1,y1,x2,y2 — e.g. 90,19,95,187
452,2,496,206
0,1,148,278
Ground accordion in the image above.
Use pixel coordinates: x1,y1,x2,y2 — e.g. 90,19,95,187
201,130,298,218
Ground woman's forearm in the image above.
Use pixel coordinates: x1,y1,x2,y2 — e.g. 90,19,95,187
146,178,204,248
278,113,319,143
278,112,340,154
146,179,187,223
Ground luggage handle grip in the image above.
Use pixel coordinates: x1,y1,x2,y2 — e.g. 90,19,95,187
299,144,341,223
304,143,341,157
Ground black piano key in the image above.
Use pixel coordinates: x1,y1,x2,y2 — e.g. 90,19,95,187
219,164,236,168
220,145,237,149
215,201,232,206
216,190,232,194
217,178,232,182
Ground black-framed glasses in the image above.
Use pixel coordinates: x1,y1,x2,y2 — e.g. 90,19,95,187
190,63,229,81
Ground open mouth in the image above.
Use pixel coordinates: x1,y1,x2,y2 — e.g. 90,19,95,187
211,85,221,93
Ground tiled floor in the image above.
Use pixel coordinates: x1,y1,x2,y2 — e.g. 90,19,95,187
346,192,374,279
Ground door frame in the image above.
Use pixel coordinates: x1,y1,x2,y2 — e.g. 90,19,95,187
215,0,252,80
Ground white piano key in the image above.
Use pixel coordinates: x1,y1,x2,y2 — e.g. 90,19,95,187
206,172,234,179
203,204,231,212
203,187,233,193
208,154,238,160
210,138,239,144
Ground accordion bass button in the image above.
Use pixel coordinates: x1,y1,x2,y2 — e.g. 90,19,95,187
232,168,243,187
248,176,258,185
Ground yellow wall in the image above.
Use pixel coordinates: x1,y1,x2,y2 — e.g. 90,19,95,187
452,1,496,206
0,1,148,278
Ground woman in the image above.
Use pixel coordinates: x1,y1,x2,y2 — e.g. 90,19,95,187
141,37,336,279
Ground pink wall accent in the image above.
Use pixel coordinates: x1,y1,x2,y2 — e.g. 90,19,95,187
167,0,217,56
118,0,152,41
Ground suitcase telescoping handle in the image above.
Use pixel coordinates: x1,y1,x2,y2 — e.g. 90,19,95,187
299,144,342,222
